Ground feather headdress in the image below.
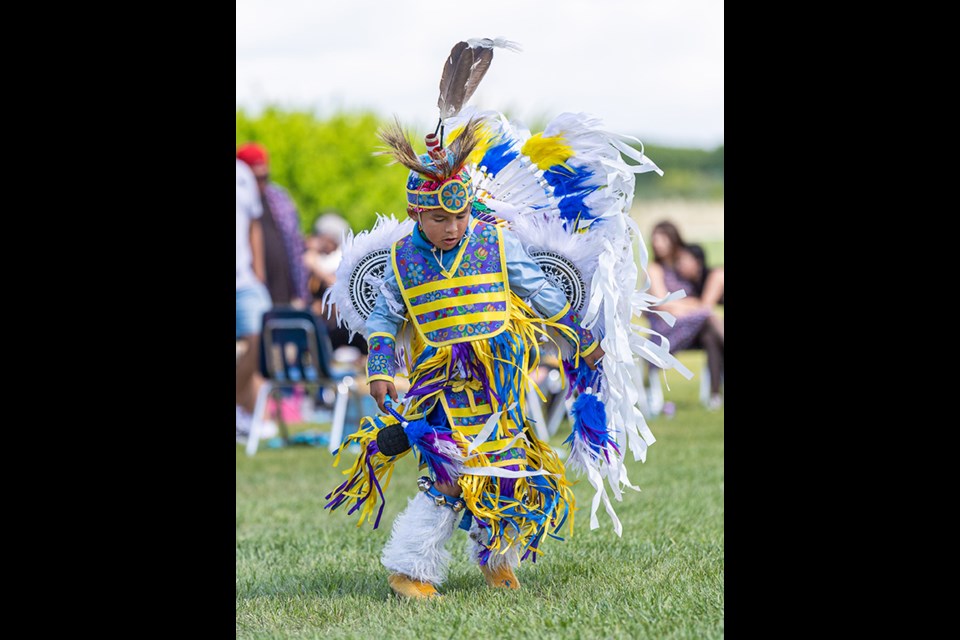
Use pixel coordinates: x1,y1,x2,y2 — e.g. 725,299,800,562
375,115,484,183
438,38,521,121
374,37,520,205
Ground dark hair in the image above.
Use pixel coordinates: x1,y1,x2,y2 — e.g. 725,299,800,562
685,243,706,265
651,220,686,263
680,243,708,295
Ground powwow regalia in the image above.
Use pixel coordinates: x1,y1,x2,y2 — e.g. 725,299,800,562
323,37,692,595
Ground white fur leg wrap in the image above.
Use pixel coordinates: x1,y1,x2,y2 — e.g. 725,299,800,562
381,492,457,585
466,519,519,571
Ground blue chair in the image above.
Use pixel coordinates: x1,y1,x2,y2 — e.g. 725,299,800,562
246,306,361,456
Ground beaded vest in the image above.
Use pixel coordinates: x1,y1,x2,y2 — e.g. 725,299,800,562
391,219,510,347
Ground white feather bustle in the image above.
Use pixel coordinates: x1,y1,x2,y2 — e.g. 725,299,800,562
380,491,458,586
343,108,685,538
446,108,559,222
509,213,612,361
499,112,682,534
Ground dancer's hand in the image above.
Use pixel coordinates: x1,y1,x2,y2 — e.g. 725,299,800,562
370,379,398,413
583,345,605,370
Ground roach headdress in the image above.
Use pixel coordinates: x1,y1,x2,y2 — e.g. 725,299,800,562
376,38,521,214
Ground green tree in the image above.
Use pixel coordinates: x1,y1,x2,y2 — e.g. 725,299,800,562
236,108,411,234
235,107,725,236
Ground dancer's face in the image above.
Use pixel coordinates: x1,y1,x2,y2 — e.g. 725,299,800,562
414,210,470,250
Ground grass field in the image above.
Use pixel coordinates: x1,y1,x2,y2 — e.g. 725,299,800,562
237,351,723,639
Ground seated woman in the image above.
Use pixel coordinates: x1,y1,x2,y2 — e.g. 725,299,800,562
676,243,724,310
647,221,724,409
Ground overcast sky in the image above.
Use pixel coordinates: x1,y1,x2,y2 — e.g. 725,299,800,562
236,0,723,149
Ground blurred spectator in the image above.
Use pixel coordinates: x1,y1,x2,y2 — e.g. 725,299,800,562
648,220,724,409
236,143,310,307
304,213,349,299
236,159,272,440
676,243,724,310
304,213,368,359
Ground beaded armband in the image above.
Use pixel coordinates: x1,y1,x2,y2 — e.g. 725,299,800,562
366,332,397,382
549,303,598,357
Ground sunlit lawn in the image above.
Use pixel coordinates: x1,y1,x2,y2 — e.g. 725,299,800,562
237,350,723,639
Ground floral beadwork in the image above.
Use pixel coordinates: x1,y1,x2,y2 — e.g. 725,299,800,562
440,180,469,212
426,322,494,343
556,307,596,352
479,222,499,245
394,220,509,345
488,447,527,464
456,259,480,277
366,354,393,378
416,301,506,325
406,262,426,285
366,334,397,378
453,414,493,427
446,388,492,409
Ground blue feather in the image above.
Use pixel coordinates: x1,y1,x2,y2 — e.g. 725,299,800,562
565,357,600,395
565,391,618,463
403,415,435,443
542,163,600,223
480,140,519,176
402,405,461,485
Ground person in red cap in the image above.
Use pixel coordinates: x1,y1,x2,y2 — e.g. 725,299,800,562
236,142,310,308
236,157,272,442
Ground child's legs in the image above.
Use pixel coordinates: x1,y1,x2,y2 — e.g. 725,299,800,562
434,481,462,497
466,518,520,569
465,515,521,589
381,488,458,586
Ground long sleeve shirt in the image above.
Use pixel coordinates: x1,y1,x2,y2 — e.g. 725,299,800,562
364,221,597,381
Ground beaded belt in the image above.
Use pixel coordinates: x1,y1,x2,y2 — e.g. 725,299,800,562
447,378,484,412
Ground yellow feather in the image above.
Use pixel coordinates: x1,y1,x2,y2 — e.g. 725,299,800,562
521,132,575,171
446,121,496,168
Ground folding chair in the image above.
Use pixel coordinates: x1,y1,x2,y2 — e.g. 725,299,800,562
645,357,714,416
246,307,360,456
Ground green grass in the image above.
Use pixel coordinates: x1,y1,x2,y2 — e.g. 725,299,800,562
237,351,723,639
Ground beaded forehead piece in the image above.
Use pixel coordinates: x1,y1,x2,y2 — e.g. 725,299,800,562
375,38,520,215
405,152,474,215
